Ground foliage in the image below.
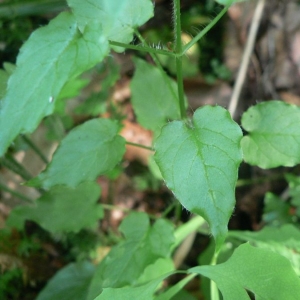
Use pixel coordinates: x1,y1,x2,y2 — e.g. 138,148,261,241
1,0,300,299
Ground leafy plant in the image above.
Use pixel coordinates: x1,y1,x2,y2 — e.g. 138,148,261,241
1,0,300,299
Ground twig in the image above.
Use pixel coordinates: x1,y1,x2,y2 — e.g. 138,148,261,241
228,0,266,118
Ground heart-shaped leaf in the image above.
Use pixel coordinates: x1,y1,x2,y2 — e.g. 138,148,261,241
154,106,242,251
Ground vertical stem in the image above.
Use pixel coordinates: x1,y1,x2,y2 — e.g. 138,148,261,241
173,0,186,119
210,252,220,300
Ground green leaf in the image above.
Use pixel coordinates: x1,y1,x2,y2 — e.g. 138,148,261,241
130,57,181,131
67,0,153,45
0,12,109,156
27,118,125,189
190,243,300,300
229,224,300,276
241,101,300,168
95,272,176,300
37,261,95,300
7,182,102,233
154,106,242,251
87,212,174,300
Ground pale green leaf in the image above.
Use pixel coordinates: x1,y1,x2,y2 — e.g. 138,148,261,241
130,57,181,131
67,0,153,45
229,224,300,275
95,272,175,300
27,118,125,189
37,261,95,300
241,101,300,168
87,212,174,300
154,106,242,251
137,258,175,285
0,12,109,156
7,182,102,233
189,243,300,300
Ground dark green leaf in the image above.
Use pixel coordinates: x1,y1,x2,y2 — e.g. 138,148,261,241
154,106,242,251
7,182,102,233
190,243,300,300
241,101,300,168
27,118,125,189
130,57,181,131
0,12,109,156
37,261,95,300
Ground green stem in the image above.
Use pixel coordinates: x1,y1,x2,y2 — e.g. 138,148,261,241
126,141,154,151
0,154,32,181
0,182,33,202
210,252,220,300
173,0,186,119
109,40,174,57
182,5,229,56
21,135,49,164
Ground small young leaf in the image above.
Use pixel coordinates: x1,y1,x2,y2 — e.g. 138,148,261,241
0,12,109,156
36,261,95,300
27,118,125,189
87,212,174,299
241,101,300,168
130,57,181,132
67,0,153,46
154,106,242,252
189,243,300,300
7,182,102,233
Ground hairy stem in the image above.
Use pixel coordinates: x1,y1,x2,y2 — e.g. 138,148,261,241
109,40,175,57
173,0,186,119
182,5,229,56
